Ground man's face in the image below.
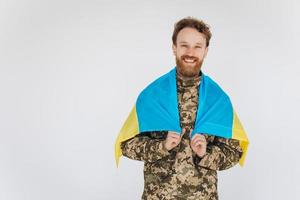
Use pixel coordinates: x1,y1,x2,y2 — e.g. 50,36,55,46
173,27,208,78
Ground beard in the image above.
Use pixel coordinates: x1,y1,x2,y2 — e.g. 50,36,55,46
176,55,203,78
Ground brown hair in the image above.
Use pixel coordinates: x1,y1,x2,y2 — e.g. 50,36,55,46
172,17,212,47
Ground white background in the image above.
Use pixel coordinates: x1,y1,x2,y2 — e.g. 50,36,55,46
1,0,300,199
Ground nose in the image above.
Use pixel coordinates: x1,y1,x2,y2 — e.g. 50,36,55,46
185,47,195,56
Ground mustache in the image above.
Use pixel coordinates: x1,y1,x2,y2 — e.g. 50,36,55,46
181,55,199,61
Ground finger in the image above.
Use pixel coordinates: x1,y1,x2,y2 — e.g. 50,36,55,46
195,140,204,146
174,138,181,145
179,133,184,140
191,134,200,141
194,136,206,142
192,139,201,148
174,128,183,139
192,137,205,147
196,138,207,146
198,135,206,141
171,140,179,147
191,141,199,149
169,134,181,140
191,135,200,145
191,139,198,148
173,140,179,146
168,132,181,138
192,134,205,142
189,128,194,137
170,138,180,144
168,131,178,135
167,134,174,139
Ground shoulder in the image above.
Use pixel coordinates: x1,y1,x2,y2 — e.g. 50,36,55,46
138,68,175,100
202,74,230,100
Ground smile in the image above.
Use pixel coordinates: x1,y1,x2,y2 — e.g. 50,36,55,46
183,58,196,63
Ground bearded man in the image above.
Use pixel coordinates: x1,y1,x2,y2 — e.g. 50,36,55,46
117,17,246,200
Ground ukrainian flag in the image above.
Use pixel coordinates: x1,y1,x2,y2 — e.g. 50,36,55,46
115,67,249,166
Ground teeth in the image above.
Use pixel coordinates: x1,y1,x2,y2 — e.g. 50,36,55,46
184,58,195,63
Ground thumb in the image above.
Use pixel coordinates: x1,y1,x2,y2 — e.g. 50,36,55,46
180,128,186,139
182,127,188,135
189,128,194,138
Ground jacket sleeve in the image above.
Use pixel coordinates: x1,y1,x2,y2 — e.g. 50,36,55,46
194,136,243,171
120,131,171,163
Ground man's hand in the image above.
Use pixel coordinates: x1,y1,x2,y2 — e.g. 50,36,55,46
191,134,207,158
163,130,183,151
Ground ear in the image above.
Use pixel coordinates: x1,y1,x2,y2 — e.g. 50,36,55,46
172,44,176,56
203,47,209,58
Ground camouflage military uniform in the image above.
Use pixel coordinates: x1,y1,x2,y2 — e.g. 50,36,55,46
121,71,243,200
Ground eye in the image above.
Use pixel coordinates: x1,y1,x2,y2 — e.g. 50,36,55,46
196,46,202,49
181,45,188,48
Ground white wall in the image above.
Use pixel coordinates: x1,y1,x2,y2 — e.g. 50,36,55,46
1,0,299,199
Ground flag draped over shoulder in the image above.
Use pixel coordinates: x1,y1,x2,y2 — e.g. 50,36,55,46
115,67,249,167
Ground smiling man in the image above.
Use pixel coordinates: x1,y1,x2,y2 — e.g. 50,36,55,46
173,26,208,78
118,17,245,200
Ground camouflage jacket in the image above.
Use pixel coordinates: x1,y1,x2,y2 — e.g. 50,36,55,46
121,72,243,200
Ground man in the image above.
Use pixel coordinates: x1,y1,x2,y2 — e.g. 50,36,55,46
120,17,244,200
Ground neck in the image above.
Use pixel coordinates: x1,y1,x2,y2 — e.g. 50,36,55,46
176,69,201,88
176,70,201,80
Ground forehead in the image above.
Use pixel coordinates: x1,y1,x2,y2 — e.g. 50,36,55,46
177,27,206,44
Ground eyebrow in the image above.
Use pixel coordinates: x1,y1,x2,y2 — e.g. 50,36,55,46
178,41,204,46
196,42,203,46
